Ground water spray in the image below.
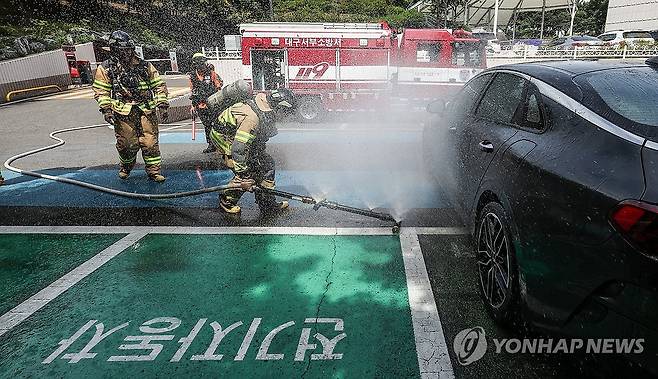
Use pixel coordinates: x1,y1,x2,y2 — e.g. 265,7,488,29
4,122,402,233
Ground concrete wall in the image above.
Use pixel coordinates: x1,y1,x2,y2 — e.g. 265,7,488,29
605,0,658,31
0,49,72,103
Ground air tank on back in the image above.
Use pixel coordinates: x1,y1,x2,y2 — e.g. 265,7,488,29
206,79,252,115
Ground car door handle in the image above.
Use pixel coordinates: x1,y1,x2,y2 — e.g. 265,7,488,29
479,141,494,152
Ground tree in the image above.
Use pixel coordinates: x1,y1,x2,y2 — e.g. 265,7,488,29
574,0,608,35
509,0,609,39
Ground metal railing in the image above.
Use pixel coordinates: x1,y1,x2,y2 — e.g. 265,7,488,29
5,85,61,102
201,47,243,60
489,45,658,60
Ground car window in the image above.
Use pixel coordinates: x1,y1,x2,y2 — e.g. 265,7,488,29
623,31,652,39
572,36,599,41
449,73,493,115
576,67,658,140
598,34,616,41
475,72,526,125
550,38,565,46
473,32,495,41
451,42,483,67
520,88,545,131
417,42,441,62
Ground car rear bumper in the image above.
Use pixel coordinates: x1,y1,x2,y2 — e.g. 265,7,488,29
560,234,658,374
563,289,658,374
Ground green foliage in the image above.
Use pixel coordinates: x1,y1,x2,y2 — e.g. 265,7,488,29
275,0,425,28
509,0,609,39
1,0,429,56
573,0,609,36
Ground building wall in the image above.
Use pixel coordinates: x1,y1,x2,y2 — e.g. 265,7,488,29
605,0,658,31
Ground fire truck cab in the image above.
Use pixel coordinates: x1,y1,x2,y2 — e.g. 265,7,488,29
239,22,485,122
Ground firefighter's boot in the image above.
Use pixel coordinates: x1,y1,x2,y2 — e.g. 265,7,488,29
219,197,241,214
256,179,289,215
118,164,134,180
258,200,289,217
149,173,166,183
203,144,217,153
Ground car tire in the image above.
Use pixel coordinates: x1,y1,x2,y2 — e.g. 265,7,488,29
296,96,324,123
475,201,521,327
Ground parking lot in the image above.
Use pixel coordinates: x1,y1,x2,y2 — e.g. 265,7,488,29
0,77,653,378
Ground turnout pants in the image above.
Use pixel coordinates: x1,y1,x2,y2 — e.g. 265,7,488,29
221,147,277,209
114,107,162,175
197,107,217,144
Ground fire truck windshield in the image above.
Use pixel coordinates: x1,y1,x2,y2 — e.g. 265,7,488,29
451,42,483,68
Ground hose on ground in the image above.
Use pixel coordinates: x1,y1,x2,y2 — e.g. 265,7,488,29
3,123,245,200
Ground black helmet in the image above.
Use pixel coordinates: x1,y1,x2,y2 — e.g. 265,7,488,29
108,30,135,56
267,88,296,110
191,52,208,70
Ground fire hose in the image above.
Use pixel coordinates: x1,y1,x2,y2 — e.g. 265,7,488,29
3,123,401,232
254,188,401,232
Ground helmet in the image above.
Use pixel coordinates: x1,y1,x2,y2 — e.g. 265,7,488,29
191,52,208,70
108,30,135,62
108,30,135,52
267,88,296,110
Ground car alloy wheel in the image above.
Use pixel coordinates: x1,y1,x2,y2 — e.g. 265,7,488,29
476,211,511,309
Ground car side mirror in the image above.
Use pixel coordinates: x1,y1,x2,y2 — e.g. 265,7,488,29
426,100,446,115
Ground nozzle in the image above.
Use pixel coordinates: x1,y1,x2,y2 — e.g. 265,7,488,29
301,196,316,204
313,199,326,211
392,221,401,234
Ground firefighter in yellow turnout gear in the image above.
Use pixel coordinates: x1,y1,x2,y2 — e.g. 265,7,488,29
210,89,296,214
93,30,169,182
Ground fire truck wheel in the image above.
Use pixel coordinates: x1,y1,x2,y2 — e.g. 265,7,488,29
296,96,324,123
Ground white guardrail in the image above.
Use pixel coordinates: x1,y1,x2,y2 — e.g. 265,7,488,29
199,45,658,68
489,45,658,60
200,48,242,60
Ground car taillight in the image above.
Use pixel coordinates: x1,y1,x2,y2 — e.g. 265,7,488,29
610,200,658,254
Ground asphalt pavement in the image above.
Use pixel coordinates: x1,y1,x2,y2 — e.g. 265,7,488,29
0,77,652,378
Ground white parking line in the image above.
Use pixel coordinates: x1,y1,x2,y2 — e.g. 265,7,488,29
0,232,146,337
400,230,454,379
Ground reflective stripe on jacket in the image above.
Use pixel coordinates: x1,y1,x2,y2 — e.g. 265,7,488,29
93,57,169,115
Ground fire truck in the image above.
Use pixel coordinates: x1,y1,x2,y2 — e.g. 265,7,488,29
239,22,486,122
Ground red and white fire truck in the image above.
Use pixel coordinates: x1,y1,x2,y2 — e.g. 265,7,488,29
238,22,486,121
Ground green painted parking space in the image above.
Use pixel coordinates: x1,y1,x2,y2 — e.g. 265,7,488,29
0,234,126,315
0,234,420,378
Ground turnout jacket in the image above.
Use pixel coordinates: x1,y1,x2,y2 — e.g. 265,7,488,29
188,64,223,109
210,93,277,174
93,56,169,115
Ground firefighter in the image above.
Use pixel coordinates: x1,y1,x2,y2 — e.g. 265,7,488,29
210,89,296,214
92,30,169,182
188,52,223,153
0,173,4,186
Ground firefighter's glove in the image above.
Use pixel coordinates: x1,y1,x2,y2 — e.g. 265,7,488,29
235,174,255,192
102,109,115,126
158,104,169,122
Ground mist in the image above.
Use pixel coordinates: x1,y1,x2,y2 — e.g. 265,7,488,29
274,101,457,223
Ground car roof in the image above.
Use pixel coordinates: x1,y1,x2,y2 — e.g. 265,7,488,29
488,60,649,99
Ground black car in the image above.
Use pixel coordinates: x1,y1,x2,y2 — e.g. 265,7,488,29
423,59,658,373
